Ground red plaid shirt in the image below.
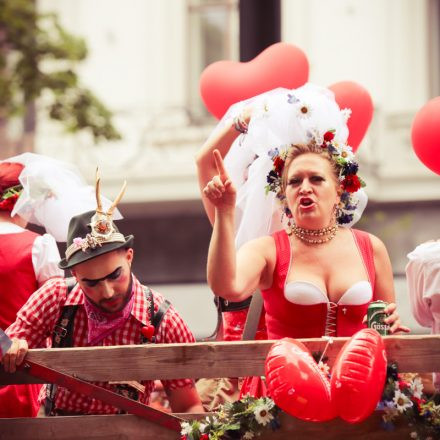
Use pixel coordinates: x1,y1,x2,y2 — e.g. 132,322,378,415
7,276,195,414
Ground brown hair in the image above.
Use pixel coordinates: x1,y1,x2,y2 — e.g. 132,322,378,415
280,142,340,196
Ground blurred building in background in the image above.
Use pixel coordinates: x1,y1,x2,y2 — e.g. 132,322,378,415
15,0,440,335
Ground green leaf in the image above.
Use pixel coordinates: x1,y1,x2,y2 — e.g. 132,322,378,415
0,0,120,143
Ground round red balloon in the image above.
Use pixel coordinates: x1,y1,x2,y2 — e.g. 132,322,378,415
200,42,309,120
265,338,336,422
328,81,374,152
411,96,440,175
330,328,387,423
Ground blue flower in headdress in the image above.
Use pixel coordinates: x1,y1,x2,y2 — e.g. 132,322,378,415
340,191,351,203
327,144,339,155
267,170,278,184
338,213,354,224
287,93,299,104
342,162,359,176
268,148,279,160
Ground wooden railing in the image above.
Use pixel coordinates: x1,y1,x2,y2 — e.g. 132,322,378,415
1,335,439,440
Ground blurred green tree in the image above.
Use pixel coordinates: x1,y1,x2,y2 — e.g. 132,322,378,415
0,0,121,156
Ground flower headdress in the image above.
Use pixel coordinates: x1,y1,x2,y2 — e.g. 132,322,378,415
0,184,23,212
265,128,366,225
210,84,367,248
0,162,24,212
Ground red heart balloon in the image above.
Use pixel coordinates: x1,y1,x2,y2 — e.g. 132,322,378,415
328,81,374,152
331,328,387,423
411,96,440,175
265,338,336,422
200,42,309,119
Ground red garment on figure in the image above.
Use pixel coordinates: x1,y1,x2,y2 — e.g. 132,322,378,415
241,229,376,399
261,229,376,340
222,309,267,341
0,230,41,418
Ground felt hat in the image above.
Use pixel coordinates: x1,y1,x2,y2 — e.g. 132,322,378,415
59,171,133,269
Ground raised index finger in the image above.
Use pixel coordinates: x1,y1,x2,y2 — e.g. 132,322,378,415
213,149,228,178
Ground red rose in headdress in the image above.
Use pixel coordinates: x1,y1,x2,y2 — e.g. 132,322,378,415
273,156,285,175
323,131,335,142
0,162,24,193
342,174,361,193
0,193,19,211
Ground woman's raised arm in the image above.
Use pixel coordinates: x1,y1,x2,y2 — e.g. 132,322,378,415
205,150,272,302
195,110,251,225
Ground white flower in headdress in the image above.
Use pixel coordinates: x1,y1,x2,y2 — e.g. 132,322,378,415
341,108,352,122
243,431,255,439
339,144,355,161
296,102,313,119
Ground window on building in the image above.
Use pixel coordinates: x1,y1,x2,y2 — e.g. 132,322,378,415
428,0,440,97
186,0,239,122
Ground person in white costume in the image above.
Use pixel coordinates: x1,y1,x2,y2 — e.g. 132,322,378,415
406,240,440,392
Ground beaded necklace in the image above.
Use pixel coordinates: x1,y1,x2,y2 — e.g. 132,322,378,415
287,224,339,244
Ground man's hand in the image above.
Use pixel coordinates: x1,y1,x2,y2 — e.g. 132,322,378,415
0,338,28,373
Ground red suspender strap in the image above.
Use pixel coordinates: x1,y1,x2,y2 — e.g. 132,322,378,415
274,230,291,282
352,229,376,297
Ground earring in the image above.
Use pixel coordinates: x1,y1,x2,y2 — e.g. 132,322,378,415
334,203,343,223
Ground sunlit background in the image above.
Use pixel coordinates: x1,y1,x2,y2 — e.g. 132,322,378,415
2,0,440,337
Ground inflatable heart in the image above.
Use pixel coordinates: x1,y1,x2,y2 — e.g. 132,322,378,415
200,42,309,119
265,338,336,422
331,328,387,423
411,96,440,175
328,81,374,152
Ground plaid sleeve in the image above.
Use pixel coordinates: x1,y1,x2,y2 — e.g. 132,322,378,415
152,291,196,391
6,278,67,348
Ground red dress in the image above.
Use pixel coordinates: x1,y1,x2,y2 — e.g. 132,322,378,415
261,229,376,339
240,228,376,398
0,230,41,418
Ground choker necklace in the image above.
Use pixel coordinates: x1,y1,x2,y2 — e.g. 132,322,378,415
288,224,339,244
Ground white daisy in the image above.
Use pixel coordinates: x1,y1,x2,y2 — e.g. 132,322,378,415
243,431,255,439
393,390,413,413
296,102,313,119
254,403,274,426
409,376,424,399
340,144,354,160
180,421,192,436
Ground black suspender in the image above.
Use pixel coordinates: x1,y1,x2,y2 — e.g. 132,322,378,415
45,282,170,415
45,277,78,415
145,286,171,343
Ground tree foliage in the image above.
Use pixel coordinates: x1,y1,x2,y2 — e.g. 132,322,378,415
0,0,121,142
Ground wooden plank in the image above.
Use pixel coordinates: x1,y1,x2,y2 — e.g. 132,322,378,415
0,412,413,440
0,414,175,440
258,412,412,440
1,335,439,385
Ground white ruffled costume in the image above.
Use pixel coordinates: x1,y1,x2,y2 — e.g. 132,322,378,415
406,241,440,391
3,153,121,242
210,83,368,249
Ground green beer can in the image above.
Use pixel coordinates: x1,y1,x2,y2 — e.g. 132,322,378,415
367,300,389,335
